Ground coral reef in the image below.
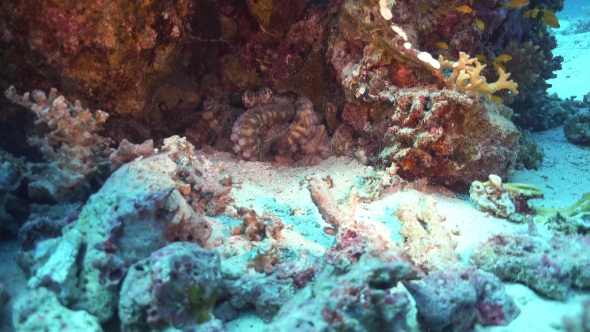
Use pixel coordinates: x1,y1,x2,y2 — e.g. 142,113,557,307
119,242,222,331
534,193,590,225
0,149,28,234
349,89,520,189
223,265,298,323
0,0,573,329
403,267,520,331
512,92,570,131
546,212,590,236
564,112,590,146
173,149,234,219
470,232,590,300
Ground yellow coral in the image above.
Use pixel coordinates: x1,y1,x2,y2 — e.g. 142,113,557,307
439,52,519,102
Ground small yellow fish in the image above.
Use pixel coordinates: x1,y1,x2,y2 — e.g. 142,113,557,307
476,54,487,62
475,19,485,30
493,62,507,73
542,16,560,28
491,95,504,103
523,8,539,18
493,54,512,63
540,9,560,28
502,0,529,9
454,5,473,14
434,11,443,19
542,9,557,19
538,30,544,37
436,41,449,49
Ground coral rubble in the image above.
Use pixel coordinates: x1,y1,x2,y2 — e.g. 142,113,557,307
470,232,590,300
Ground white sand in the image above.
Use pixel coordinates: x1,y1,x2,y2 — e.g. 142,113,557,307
548,19,590,100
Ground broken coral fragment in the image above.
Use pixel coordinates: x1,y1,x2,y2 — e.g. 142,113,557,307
469,174,542,222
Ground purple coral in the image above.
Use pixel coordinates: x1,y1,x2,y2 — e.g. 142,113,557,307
403,266,520,332
118,242,222,331
470,233,590,300
264,255,420,332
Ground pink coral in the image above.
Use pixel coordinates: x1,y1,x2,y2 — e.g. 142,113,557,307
5,86,112,201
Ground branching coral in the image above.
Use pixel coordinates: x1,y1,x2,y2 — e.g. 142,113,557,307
231,96,322,161
4,86,112,201
439,52,519,102
503,41,546,94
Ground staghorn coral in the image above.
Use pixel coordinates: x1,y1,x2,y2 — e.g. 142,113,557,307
5,86,112,202
231,96,323,162
438,52,519,102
